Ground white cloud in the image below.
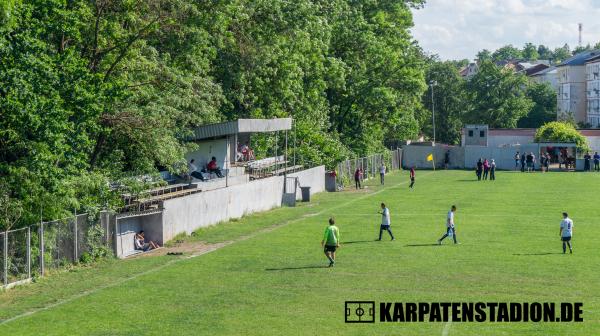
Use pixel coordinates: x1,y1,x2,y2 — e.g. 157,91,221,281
411,0,600,60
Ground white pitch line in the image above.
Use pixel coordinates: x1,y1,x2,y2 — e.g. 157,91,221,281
442,319,453,336
1,172,434,326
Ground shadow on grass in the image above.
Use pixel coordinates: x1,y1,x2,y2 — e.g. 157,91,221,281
513,252,563,256
343,240,375,245
405,243,441,247
265,265,330,271
456,179,480,182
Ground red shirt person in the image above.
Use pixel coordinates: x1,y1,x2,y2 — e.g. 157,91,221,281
207,157,224,178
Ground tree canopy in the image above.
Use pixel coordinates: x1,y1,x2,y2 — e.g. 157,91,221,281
0,0,428,227
534,122,590,152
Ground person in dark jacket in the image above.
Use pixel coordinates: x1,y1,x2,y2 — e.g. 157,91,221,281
476,158,483,181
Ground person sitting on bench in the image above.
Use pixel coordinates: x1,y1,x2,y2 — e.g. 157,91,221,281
207,157,224,178
188,159,205,181
134,230,159,252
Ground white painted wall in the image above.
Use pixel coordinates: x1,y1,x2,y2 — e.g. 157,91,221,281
161,166,325,242
487,135,534,147
115,212,163,258
185,138,230,170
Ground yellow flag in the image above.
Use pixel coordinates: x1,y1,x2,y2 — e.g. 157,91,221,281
426,154,433,162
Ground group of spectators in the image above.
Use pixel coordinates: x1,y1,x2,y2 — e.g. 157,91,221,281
237,142,255,162
187,157,224,182
582,152,600,172
514,151,551,172
353,164,388,189
475,158,496,181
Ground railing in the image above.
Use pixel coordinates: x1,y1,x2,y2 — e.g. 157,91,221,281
335,149,402,187
1,212,112,289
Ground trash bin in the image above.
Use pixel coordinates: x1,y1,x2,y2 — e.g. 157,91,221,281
300,186,311,202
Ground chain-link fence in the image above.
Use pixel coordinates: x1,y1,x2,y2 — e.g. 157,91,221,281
2,211,113,289
335,149,402,187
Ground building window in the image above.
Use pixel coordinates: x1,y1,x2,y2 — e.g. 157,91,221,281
468,130,473,137
480,131,485,137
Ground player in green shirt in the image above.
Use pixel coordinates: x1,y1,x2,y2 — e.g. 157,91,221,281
321,217,340,267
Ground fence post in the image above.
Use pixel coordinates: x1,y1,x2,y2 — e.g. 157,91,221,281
3,231,7,287
73,211,78,263
39,222,44,277
27,226,31,279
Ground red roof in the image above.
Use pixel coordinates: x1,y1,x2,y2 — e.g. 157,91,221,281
578,129,600,136
488,129,536,136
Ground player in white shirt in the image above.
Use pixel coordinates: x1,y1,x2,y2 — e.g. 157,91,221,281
377,203,395,241
438,205,458,245
560,212,573,254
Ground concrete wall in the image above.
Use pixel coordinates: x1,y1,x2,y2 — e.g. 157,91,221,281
402,145,464,169
402,144,545,170
288,165,326,198
115,212,163,258
161,166,325,242
487,135,534,147
463,145,540,170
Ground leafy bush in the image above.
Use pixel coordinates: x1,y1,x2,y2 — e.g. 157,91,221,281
534,121,590,152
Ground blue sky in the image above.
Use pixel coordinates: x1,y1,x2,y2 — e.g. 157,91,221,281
411,0,600,60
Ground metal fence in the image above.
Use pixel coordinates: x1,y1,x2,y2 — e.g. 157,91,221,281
1,212,112,289
335,149,402,187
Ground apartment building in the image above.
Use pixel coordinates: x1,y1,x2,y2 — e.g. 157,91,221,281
556,50,600,123
586,55,600,127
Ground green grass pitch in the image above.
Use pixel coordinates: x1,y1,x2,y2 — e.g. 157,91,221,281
1,170,599,335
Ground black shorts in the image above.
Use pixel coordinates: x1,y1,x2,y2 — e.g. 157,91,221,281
561,236,571,242
324,245,337,253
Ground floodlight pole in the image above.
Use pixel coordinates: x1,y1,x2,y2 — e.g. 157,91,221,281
430,80,438,145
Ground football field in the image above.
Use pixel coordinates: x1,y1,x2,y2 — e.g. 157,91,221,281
1,170,599,335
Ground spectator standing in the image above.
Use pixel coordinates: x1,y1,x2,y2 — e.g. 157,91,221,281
584,152,592,172
540,154,547,173
409,167,415,189
379,163,386,185
444,150,450,169
476,158,483,181
354,168,362,189
490,159,496,181
520,153,526,172
594,152,600,172
483,159,490,180
514,151,520,171
526,152,534,172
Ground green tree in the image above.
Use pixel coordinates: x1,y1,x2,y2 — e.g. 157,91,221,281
553,44,572,63
491,45,522,62
518,82,557,128
522,43,539,60
537,44,553,60
476,49,492,62
573,44,592,55
535,121,589,152
422,61,468,144
465,61,533,128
